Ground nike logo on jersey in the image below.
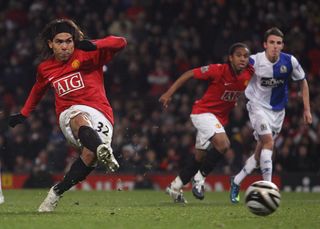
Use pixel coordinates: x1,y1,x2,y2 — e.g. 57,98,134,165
224,82,232,86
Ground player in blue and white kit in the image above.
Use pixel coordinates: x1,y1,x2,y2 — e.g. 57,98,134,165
229,27,312,203
191,27,313,202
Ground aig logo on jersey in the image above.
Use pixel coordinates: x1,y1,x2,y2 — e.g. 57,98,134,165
221,90,242,101
53,72,84,96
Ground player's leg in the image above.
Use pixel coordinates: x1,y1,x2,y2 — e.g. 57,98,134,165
190,113,228,200
65,107,119,181
230,142,261,203
0,165,4,204
192,133,229,200
71,111,119,171
259,108,284,182
192,148,225,200
57,111,99,190
233,142,261,185
230,101,281,203
39,106,118,212
166,112,227,203
230,101,269,203
38,112,97,212
166,148,205,203
61,105,119,171
166,113,218,203
258,134,274,181
54,148,96,194
230,134,272,205
38,147,95,212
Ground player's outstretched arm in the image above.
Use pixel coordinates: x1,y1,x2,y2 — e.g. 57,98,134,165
95,36,127,51
76,39,97,51
300,79,312,124
159,70,194,109
8,113,27,127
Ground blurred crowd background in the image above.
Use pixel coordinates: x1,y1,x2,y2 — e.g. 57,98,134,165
0,0,320,181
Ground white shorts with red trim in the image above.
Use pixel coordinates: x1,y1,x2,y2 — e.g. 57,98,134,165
190,113,225,150
59,105,113,150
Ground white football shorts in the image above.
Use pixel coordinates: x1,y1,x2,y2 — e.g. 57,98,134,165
59,105,113,150
246,100,285,140
190,113,226,150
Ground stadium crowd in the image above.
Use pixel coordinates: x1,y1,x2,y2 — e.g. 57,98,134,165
0,0,320,179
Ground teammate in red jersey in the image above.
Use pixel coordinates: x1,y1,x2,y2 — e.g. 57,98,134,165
7,19,127,212
159,43,253,203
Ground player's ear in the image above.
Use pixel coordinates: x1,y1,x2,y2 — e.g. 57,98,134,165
48,40,53,49
263,42,267,49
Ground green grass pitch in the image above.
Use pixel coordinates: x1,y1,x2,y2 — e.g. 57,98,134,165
0,190,319,229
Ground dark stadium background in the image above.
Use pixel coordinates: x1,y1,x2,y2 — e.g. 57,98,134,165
0,0,319,191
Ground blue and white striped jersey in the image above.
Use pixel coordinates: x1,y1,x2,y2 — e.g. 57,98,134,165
245,51,305,111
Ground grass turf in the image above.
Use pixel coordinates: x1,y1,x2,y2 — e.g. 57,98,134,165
0,190,319,229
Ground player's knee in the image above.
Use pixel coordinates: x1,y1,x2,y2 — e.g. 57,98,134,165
214,139,230,154
70,113,92,138
260,134,274,150
261,138,274,150
211,133,230,154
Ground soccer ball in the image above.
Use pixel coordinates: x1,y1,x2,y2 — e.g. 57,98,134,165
245,180,281,216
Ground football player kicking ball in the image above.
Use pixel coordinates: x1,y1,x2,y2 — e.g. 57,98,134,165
192,27,312,203
8,19,127,212
159,43,253,203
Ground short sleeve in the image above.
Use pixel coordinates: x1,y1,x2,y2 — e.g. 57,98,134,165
249,54,257,66
192,64,222,81
291,56,305,81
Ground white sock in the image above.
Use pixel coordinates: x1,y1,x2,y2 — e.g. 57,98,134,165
234,154,257,185
171,176,183,190
260,149,273,181
194,170,205,182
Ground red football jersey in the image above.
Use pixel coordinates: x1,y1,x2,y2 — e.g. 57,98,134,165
192,63,253,126
21,36,127,125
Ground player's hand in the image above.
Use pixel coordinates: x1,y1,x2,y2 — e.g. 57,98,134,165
159,93,172,109
77,39,97,51
303,109,312,124
8,113,26,127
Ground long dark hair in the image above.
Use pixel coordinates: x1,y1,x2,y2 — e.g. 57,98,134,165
39,19,84,59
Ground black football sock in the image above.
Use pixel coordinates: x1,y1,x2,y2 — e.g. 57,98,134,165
179,155,202,185
78,126,103,153
54,157,94,195
199,148,224,177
